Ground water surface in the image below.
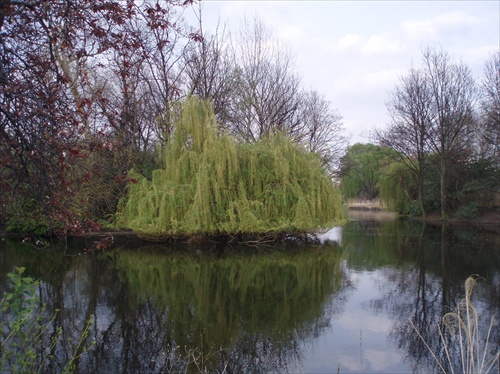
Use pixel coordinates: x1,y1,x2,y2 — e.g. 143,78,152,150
1,215,498,373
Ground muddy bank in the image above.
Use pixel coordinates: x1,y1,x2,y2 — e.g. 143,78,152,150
348,209,398,222
412,211,500,233
347,198,383,211
346,198,499,232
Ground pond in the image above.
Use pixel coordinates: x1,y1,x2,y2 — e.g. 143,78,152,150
1,213,499,373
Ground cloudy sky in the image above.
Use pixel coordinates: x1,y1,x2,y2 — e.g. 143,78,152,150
188,1,499,145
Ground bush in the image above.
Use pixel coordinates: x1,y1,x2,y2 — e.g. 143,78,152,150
5,198,51,235
455,202,480,219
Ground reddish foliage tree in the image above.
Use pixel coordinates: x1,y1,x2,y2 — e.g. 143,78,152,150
0,0,199,235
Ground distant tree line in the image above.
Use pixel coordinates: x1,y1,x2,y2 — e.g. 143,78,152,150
0,1,346,235
341,48,499,220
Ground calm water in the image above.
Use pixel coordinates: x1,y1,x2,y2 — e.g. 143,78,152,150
1,213,499,373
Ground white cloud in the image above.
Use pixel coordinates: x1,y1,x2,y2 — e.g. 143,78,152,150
342,119,377,144
197,1,498,145
337,33,363,51
335,68,402,95
460,45,499,73
363,348,404,371
337,347,403,372
361,35,407,55
339,313,392,334
278,25,306,42
434,10,480,28
335,34,406,56
402,11,480,39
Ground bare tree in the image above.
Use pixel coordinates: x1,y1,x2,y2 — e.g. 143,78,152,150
423,47,477,221
375,66,433,218
184,13,347,173
297,90,346,176
478,52,500,165
226,14,302,142
99,3,196,148
184,5,236,130
136,3,198,143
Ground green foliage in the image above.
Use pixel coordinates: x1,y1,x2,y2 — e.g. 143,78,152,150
452,159,499,214
3,267,37,316
455,202,480,219
1,267,49,372
0,267,94,373
340,143,394,199
432,157,500,216
116,97,344,236
376,152,499,217
6,198,51,235
379,162,416,214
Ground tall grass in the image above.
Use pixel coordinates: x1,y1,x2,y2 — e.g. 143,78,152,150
410,275,499,374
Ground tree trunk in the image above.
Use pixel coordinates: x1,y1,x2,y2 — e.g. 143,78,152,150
418,161,426,220
440,156,447,221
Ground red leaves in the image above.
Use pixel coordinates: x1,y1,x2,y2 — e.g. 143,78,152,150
76,98,84,109
1,0,197,237
157,39,170,49
115,175,139,184
92,26,108,39
84,236,114,254
76,97,91,111
81,173,92,183
189,32,203,43
92,2,128,25
145,3,171,30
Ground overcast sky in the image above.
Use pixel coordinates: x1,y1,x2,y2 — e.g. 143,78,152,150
188,1,499,145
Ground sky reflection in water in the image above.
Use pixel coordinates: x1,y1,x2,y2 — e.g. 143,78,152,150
300,270,410,373
0,215,499,373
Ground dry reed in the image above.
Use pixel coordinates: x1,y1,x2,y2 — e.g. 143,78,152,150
410,275,499,374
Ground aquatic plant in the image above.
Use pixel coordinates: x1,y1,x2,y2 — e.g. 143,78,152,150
0,267,94,374
116,97,344,237
410,275,499,374
1,267,43,373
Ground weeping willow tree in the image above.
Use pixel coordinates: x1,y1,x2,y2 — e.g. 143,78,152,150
379,162,416,214
115,97,344,237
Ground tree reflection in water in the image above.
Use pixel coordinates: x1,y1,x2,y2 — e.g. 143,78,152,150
0,239,347,373
0,219,498,373
341,219,500,373
106,244,345,373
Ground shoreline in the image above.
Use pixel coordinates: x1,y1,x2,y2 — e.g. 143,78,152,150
347,200,499,233
1,208,499,241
